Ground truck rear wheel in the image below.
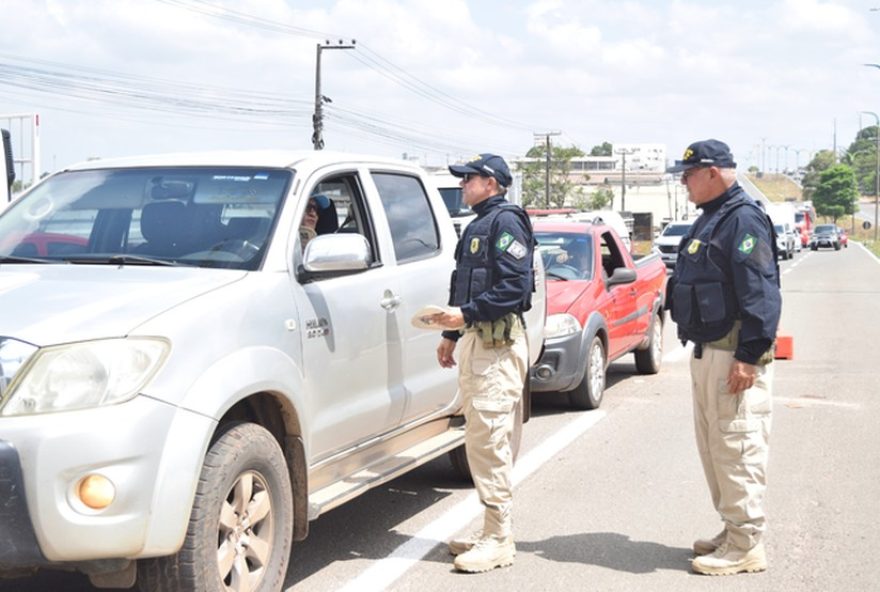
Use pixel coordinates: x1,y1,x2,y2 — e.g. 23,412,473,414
138,423,293,592
634,313,663,374
449,394,524,481
568,336,606,410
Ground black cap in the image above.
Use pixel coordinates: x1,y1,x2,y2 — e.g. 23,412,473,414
667,139,737,173
449,153,512,187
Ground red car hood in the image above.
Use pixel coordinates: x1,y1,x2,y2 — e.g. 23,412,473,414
546,280,591,315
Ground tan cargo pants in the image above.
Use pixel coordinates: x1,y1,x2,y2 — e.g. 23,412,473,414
458,329,528,539
691,345,773,550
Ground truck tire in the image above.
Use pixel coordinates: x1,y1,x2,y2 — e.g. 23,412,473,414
138,423,293,592
634,313,663,375
568,336,606,410
449,394,524,481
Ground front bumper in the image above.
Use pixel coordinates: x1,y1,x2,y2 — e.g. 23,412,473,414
529,331,585,393
811,237,837,248
0,441,46,569
0,395,215,567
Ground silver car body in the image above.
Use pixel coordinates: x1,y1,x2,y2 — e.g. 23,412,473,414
0,150,546,571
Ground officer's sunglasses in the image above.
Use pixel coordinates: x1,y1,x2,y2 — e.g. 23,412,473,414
681,166,712,182
462,173,485,184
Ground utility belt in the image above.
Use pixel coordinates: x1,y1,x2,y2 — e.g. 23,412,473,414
693,321,775,365
465,312,524,348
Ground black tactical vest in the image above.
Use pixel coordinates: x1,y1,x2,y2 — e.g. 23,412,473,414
670,193,774,343
449,203,533,312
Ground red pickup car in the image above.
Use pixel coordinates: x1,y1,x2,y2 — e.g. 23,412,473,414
529,220,668,409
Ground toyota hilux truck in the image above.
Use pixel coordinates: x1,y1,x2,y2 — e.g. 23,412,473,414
0,150,544,591
529,220,667,410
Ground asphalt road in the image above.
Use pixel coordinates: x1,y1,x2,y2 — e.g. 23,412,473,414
4,244,879,592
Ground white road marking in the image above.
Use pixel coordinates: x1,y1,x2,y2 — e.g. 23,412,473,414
857,241,880,265
334,410,608,592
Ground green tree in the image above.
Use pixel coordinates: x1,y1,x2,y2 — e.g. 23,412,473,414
520,144,586,208
802,149,837,201
842,125,878,196
589,141,612,156
812,164,859,223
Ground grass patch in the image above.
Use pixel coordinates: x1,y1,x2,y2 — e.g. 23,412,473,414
746,173,802,202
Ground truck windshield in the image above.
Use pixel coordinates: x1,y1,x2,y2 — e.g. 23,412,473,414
0,166,292,270
663,224,691,237
535,231,593,280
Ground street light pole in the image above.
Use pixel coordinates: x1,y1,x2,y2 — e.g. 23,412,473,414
861,111,880,241
313,40,356,150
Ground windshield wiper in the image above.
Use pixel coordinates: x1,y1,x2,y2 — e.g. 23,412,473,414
0,255,54,264
64,255,184,267
545,270,570,281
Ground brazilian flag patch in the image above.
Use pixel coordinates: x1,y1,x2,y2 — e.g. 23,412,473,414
738,233,757,255
496,231,515,251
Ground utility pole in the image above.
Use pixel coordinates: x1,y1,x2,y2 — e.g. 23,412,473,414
533,131,560,208
313,40,356,150
615,147,636,212
760,137,767,174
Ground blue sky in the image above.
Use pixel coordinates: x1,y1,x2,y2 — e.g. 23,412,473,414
1,0,879,182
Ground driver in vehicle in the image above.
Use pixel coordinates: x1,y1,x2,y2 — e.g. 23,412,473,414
299,194,334,249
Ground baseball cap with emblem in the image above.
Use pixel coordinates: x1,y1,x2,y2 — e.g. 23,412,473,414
667,139,737,173
449,153,513,188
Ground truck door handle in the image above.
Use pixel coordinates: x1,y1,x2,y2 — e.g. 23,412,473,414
380,290,402,311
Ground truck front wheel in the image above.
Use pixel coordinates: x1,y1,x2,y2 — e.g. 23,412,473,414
138,423,293,592
568,336,606,410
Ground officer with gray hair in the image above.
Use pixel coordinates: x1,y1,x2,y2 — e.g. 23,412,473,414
666,139,781,576
429,153,534,573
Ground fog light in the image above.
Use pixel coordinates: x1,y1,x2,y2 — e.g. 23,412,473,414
78,474,116,510
536,365,553,379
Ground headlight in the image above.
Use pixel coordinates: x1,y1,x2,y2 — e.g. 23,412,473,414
544,313,582,339
0,338,39,398
0,338,170,416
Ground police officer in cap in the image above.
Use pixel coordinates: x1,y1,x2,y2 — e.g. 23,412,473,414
430,153,534,573
666,139,781,575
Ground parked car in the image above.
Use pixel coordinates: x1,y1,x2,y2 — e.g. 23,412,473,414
529,221,668,410
654,220,695,268
837,226,849,248
773,223,796,260
0,150,545,590
810,224,841,250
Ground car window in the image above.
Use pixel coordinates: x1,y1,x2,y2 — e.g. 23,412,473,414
304,172,379,263
371,172,440,262
663,223,691,237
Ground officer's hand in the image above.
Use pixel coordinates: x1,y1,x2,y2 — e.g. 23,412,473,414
437,338,457,369
435,309,465,330
727,360,757,393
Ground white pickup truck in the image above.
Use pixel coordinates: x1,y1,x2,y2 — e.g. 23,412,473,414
0,150,544,591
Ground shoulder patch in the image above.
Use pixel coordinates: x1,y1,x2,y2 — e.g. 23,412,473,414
496,231,515,252
738,233,757,255
507,240,527,259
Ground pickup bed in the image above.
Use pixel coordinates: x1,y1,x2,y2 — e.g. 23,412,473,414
0,150,542,591
529,220,668,409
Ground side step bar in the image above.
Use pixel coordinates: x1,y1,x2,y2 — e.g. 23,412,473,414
307,423,465,520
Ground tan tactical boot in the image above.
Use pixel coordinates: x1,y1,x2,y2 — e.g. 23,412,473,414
692,542,767,576
453,536,515,573
693,529,727,556
447,530,482,556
